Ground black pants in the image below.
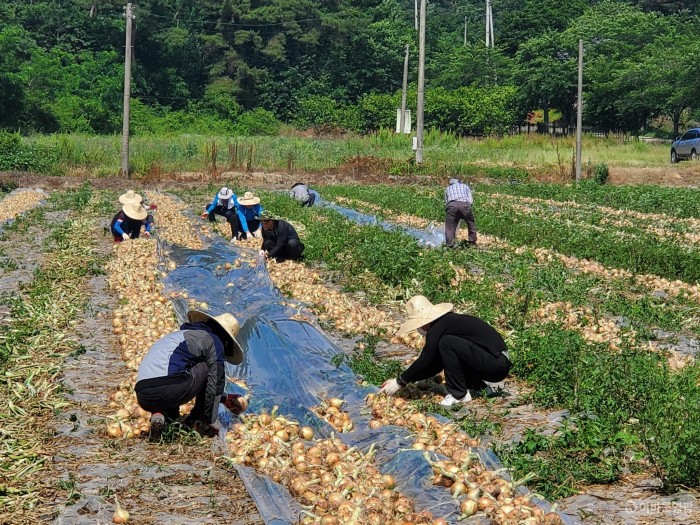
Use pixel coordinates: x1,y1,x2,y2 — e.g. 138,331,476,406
304,192,316,207
262,238,305,261
135,362,208,421
209,206,241,239
233,219,260,239
445,201,477,247
438,336,510,399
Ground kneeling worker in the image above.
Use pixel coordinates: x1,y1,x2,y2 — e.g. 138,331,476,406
380,295,511,407
257,210,305,261
135,310,247,440
111,201,151,242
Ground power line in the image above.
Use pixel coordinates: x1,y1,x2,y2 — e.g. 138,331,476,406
146,12,340,28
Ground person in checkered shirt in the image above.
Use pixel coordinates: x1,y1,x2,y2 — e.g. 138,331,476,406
444,178,477,248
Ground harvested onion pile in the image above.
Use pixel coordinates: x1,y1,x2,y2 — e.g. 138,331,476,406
425,454,562,524
366,394,479,456
104,238,178,438
145,191,204,249
227,409,433,525
0,189,46,222
312,398,353,433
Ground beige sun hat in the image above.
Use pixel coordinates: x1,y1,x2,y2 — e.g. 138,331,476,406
396,295,453,336
122,202,148,221
119,190,143,205
238,191,261,206
187,310,244,365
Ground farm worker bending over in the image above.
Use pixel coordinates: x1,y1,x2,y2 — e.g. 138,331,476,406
380,295,511,407
235,191,264,239
444,178,477,248
110,202,151,242
290,182,318,207
200,187,247,243
257,210,305,261
134,310,247,441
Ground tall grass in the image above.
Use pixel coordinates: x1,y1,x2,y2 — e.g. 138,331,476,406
24,131,672,178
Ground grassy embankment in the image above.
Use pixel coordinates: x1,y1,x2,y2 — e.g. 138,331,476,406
22,131,671,179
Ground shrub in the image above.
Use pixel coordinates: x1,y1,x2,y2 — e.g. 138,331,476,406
594,163,609,185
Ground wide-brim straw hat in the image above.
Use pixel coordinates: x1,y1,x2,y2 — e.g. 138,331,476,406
238,191,260,206
188,310,244,365
218,187,234,200
119,190,143,205
122,202,148,220
396,295,453,336
255,210,282,221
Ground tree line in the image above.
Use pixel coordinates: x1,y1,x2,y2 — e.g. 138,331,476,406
1,0,698,137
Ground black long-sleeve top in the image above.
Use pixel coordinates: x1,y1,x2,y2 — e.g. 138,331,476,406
399,312,507,384
261,220,300,258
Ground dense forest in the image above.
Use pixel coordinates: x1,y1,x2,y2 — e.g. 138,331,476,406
1,0,699,136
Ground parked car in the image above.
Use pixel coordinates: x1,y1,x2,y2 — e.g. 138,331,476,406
671,128,700,163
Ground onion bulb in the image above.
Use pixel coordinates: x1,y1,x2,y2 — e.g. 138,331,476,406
300,426,314,440
460,499,477,517
328,397,345,409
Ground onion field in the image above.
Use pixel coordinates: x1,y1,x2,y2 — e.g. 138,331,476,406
1,180,699,525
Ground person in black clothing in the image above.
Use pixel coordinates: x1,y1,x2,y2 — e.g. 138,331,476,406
380,295,511,407
110,202,151,242
256,210,305,261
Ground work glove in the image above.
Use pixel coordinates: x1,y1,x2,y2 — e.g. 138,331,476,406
380,378,401,396
258,250,268,259
143,231,151,238
251,229,262,239
200,212,208,219
121,233,130,241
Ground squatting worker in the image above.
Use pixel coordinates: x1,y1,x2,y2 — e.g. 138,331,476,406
290,182,318,207
200,187,247,243
235,191,264,239
135,310,247,440
110,202,151,242
257,210,305,261
444,178,477,248
380,295,510,407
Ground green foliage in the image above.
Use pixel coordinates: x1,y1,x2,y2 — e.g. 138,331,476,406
0,130,55,172
594,163,609,185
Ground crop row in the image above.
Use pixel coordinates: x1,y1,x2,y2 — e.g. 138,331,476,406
322,183,700,288
478,182,700,220
0,189,102,518
226,188,700,497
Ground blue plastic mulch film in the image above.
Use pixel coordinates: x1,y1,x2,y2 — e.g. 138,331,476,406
320,198,447,247
154,196,576,525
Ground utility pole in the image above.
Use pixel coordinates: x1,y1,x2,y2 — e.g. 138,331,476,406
400,44,410,135
575,39,583,182
489,2,494,47
415,0,426,164
121,2,134,178
464,16,467,46
414,0,419,31
485,0,490,48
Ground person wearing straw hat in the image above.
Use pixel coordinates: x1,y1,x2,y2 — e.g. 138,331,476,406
119,190,143,206
380,295,511,407
256,210,305,262
135,310,248,441
235,191,264,239
290,182,318,207
200,186,247,243
110,201,151,242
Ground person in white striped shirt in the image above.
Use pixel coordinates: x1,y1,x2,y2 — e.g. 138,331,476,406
444,178,477,248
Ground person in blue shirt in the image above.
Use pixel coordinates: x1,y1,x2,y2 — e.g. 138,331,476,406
200,187,247,242
135,310,247,441
110,202,151,242
235,191,263,239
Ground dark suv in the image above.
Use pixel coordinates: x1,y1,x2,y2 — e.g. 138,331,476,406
671,128,700,163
